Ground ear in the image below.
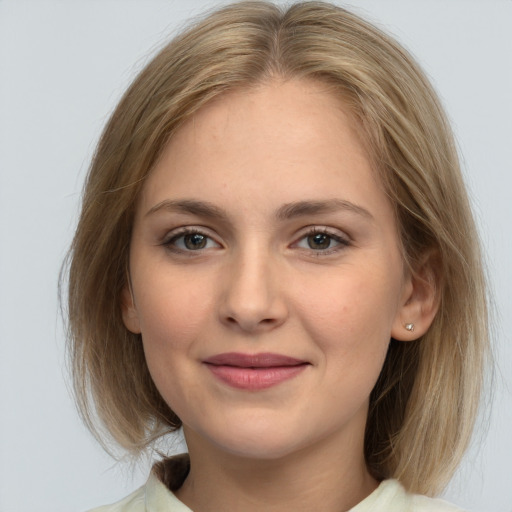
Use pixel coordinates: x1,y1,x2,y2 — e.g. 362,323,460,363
121,283,141,334
391,251,442,341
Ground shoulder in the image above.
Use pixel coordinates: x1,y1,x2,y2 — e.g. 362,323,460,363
350,479,466,512
86,455,192,512
410,492,466,512
85,472,192,512
86,485,145,512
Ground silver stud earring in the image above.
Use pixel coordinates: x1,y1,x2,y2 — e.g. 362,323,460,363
405,323,415,332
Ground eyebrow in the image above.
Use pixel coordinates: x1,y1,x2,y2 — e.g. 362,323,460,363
146,199,228,220
145,198,374,222
276,199,374,221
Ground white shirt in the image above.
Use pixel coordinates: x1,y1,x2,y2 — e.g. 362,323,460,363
88,472,465,512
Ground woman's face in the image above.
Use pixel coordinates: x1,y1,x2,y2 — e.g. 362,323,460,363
123,79,414,460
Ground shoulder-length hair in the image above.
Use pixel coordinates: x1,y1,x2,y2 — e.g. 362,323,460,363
66,0,489,496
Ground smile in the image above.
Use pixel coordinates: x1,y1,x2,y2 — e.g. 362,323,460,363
203,352,310,391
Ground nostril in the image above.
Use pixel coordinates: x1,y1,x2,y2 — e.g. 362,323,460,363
223,313,283,332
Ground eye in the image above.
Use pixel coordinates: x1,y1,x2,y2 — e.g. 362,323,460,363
304,232,333,250
164,229,221,252
294,228,350,253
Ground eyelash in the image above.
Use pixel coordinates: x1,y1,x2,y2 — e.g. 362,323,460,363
295,227,351,256
162,228,220,254
161,227,351,256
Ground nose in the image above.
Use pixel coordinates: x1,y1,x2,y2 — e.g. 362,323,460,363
218,246,288,334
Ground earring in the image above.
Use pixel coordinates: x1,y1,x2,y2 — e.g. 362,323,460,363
405,323,415,332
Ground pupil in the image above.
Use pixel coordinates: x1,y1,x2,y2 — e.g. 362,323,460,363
185,233,207,250
308,233,330,250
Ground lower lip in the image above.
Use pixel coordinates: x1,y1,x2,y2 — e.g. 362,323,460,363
205,364,308,390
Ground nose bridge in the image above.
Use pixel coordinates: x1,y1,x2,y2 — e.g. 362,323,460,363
220,237,286,332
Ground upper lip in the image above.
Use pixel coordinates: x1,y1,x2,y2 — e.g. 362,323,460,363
203,352,308,368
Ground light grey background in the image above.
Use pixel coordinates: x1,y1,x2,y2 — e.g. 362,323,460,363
1,1,511,511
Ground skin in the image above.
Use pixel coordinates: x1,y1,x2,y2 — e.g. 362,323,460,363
122,79,437,512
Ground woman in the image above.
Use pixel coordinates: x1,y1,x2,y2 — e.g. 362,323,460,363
66,2,489,510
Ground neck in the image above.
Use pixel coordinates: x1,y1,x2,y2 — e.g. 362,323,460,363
175,428,378,512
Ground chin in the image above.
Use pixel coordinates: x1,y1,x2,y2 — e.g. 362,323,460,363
217,435,302,461
189,420,305,461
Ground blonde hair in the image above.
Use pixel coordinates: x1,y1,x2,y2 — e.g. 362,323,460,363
66,0,489,496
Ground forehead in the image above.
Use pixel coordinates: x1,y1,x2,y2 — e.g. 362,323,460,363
173,79,368,164
137,79,389,222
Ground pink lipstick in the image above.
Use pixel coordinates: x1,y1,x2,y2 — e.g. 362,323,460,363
203,352,309,390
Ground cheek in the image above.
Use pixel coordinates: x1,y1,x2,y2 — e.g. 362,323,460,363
133,273,214,414
139,291,191,342
296,265,401,362
134,260,211,331
131,269,215,384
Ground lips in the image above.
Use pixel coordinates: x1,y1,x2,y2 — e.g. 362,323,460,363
203,352,309,390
